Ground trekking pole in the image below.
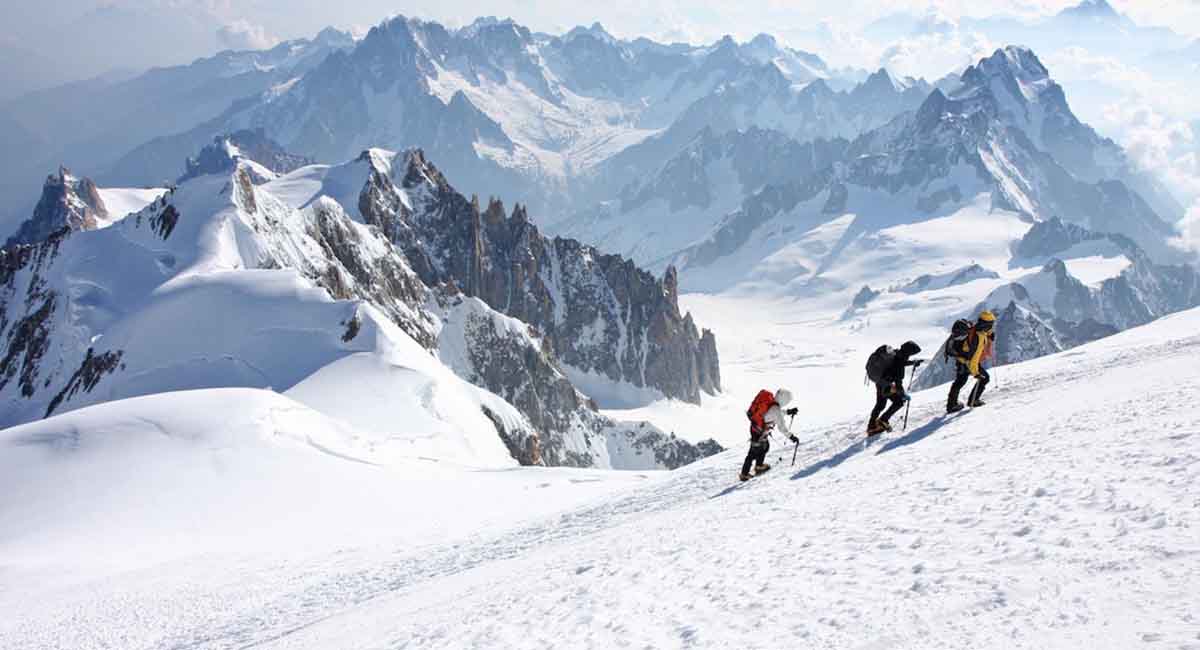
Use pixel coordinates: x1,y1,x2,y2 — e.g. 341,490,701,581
902,364,915,431
789,413,798,466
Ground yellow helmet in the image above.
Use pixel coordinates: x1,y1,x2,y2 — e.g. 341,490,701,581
978,310,996,322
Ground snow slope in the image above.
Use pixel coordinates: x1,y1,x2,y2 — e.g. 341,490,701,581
4,305,1195,649
95,187,168,226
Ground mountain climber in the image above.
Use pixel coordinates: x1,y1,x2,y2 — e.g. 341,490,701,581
742,388,798,481
946,310,996,413
865,341,923,435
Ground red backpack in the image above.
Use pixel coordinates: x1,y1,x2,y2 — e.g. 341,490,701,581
746,389,778,437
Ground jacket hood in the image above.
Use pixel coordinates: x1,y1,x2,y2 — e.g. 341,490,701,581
775,388,793,407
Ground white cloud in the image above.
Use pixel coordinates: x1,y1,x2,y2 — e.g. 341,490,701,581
878,24,996,80
216,19,280,51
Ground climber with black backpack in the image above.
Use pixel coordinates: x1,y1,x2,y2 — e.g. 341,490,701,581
944,310,996,413
864,341,924,435
741,388,798,481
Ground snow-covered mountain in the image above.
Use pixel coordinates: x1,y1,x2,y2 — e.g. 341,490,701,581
103,17,842,223
265,148,720,405
946,47,1182,221
669,47,1184,294
0,146,720,470
178,130,314,184
0,28,356,233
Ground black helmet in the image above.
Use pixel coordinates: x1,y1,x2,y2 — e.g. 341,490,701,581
899,341,921,356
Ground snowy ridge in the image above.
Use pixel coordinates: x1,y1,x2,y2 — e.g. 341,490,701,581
0,151,719,469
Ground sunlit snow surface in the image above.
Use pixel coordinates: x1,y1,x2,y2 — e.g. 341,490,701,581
94,187,168,227
4,307,1195,649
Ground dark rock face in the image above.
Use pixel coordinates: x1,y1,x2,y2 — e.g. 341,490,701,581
362,150,721,404
842,285,880,320
179,130,314,184
0,229,74,405
6,168,109,247
45,348,124,417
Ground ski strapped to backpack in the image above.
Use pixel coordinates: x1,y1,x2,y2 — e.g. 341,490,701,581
865,345,896,384
746,389,777,438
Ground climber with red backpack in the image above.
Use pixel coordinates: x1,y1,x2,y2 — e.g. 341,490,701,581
864,341,924,435
944,310,996,413
741,388,798,481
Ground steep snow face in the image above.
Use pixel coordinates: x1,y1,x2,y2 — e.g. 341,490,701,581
7,305,1196,648
950,46,1182,222
555,129,851,268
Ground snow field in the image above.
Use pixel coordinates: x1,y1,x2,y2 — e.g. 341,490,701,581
254,308,1200,649
3,305,1195,649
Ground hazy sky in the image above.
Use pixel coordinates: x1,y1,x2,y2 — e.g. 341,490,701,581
2,1,1198,68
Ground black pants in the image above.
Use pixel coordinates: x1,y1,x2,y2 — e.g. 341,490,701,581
870,383,905,424
948,363,990,405
741,435,769,475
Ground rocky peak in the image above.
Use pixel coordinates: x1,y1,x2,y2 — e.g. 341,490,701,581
565,22,618,46
963,47,1050,88
5,167,109,248
858,68,905,94
180,130,312,185
356,151,721,403
1057,0,1128,23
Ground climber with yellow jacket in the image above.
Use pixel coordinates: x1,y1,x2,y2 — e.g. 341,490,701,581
944,310,996,413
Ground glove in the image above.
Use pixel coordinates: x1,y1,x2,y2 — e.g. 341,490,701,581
785,407,798,417
789,434,799,444
912,359,925,367
903,393,912,403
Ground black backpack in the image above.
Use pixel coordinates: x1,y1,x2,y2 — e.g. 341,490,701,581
942,319,973,361
865,345,895,383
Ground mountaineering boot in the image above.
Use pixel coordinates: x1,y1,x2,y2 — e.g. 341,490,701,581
755,463,771,475
947,402,965,414
866,420,887,436
879,419,894,432
968,399,987,408
739,472,752,482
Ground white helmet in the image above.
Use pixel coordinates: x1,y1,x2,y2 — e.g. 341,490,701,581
774,388,793,407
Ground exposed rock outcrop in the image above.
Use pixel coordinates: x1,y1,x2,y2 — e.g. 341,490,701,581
358,149,721,404
6,168,109,247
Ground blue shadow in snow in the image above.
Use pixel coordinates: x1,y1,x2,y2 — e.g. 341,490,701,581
874,412,965,456
790,438,870,480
